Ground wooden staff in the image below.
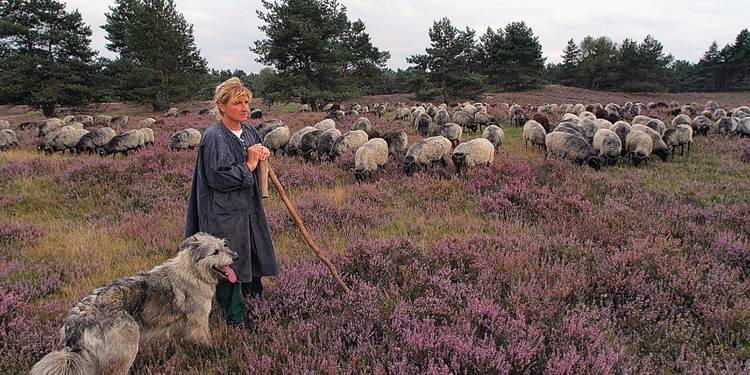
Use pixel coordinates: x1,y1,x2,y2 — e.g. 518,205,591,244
258,159,351,294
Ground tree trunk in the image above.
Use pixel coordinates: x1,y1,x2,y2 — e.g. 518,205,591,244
42,103,56,117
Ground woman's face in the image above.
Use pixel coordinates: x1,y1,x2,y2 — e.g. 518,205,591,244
220,94,250,124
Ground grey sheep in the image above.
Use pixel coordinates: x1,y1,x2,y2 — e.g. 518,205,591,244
138,118,156,128
250,109,263,119
645,118,666,136
625,130,653,167
75,127,116,154
314,119,337,132
74,115,94,127
415,113,432,137
316,128,342,160
632,115,651,126
716,117,737,135
346,110,360,117
100,130,144,157
472,111,490,133
263,126,291,155
353,117,372,133
404,136,452,176
112,116,129,127
435,108,450,126
354,138,388,182
482,125,505,149
298,104,312,112
562,113,580,124
611,121,631,155
663,124,693,156
578,118,598,143
554,122,586,137
713,109,727,120
452,110,473,129
435,122,462,147
140,127,155,146
94,115,112,126
382,130,408,155
595,119,612,130
257,119,286,138
328,110,345,122
672,114,692,127
164,108,179,117
62,115,75,124
0,120,11,130
395,107,411,121
300,129,325,162
523,120,547,149
451,138,495,174
285,126,317,156
37,118,63,137
0,129,18,151
41,126,89,154
691,115,712,136
169,128,201,151
738,118,750,137
593,128,622,165
630,124,669,161
330,129,369,161
545,131,601,170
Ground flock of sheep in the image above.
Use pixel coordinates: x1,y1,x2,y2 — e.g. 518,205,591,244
1,99,748,181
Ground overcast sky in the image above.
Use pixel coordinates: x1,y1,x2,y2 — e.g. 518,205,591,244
66,0,747,74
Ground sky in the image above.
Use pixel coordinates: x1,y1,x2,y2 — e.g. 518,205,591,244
66,0,747,74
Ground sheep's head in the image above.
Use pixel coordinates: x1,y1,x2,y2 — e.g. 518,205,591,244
655,148,669,162
403,155,416,176
586,155,601,171
354,168,371,183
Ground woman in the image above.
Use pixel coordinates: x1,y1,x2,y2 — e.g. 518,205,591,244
184,77,277,326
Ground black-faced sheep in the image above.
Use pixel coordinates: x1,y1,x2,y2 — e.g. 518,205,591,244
738,118,750,138
435,108,450,126
482,125,505,149
41,126,89,154
138,118,156,128
691,115,712,136
300,129,325,162
329,129,369,161
451,138,495,174
285,126,317,156
532,113,550,132
314,119,336,132
74,127,116,154
645,119,666,137
250,109,263,119
404,136,452,176
545,132,601,170
625,129,653,167
37,118,63,137
164,108,179,117
593,128,622,165
102,129,145,156
354,138,388,182
610,121,631,155
523,120,546,150
353,117,372,133
169,128,201,151
316,128,341,161
263,126,290,155
663,124,693,156
415,114,432,137
0,129,17,151
716,117,737,135
435,123,462,147
382,131,408,155
630,124,669,161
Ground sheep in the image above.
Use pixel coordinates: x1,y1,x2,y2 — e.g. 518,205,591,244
672,114,692,127
554,122,586,138
138,117,156,128
532,113,550,132
435,108,450,126
572,103,586,115
327,110,345,122
482,125,505,149
451,138,495,174
462,104,478,116
415,114,432,137
523,120,546,150
716,117,737,135
736,118,750,138
354,138,388,182
604,103,623,119
472,111,490,133
611,121,631,155
403,136,452,176
0,129,18,151
102,130,146,156
630,124,669,161
705,101,720,110
300,129,325,162
0,120,9,130
562,113,580,124
298,104,312,112
198,108,212,115
663,124,693,156
263,126,291,155
346,110,360,117
316,128,342,160
625,130,653,167
74,115,94,127
681,105,698,117
713,109,727,120
353,117,372,133
450,111,472,130
509,106,527,127
169,128,201,151
645,119,666,136
395,107,411,121
435,123,463,147
285,126,317,156
329,129,369,161
593,128,622,165
165,107,179,117
74,127,116,154
257,119,286,138
579,111,596,122
37,118,63,137
112,116,129,127
40,126,89,154
632,115,651,126
249,109,263,119
595,119,613,130
691,115,712,136
544,131,601,170
62,115,75,124
578,118,598,143
94,115,112,126
140,127,155,146
382,130,408,155
314,119,337,132
595,108,609,119
322,104,334,112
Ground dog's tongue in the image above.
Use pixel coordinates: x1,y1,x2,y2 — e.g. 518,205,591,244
221,266,237,284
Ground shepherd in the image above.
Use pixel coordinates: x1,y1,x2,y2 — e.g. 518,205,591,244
184,77,277,326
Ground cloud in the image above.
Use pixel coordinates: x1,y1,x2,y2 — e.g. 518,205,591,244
65,0,747,73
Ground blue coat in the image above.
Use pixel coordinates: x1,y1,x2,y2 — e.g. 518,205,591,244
184,121,278,281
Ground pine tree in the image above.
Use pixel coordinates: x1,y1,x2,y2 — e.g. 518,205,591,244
0,0,98,116
727,29,750,89
478,27,507,91
499,21,545,90
252,0,389,106
698,41,723,91
103,0,208,110
560,38,581,86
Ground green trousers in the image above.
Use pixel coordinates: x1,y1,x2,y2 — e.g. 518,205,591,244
215,277,263,325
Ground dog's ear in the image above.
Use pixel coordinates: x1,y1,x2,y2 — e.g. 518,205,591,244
181,233,206,263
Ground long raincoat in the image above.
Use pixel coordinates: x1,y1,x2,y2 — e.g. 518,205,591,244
184,121,278,281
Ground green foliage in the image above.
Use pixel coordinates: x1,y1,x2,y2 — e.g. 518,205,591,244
0,0,98,116
252,0,389,107
497,21,545,90
103,0,208,110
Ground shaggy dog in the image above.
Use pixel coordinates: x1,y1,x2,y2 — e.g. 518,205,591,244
31,232,238,375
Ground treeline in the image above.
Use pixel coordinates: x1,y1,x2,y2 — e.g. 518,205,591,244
544,31,750,93
1,0,748,116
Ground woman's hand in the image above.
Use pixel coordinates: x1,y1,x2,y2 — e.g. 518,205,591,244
246,144,271,171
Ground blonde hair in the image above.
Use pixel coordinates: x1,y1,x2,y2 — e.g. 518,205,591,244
213,77,252,117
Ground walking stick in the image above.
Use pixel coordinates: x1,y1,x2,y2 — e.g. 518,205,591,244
258,159,352,294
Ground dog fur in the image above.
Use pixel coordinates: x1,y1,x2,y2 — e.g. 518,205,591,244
31,232,237,375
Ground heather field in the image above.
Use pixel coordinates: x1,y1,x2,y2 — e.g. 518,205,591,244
2,87,750,374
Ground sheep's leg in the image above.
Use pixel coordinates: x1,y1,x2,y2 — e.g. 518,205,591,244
687,142,691,155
